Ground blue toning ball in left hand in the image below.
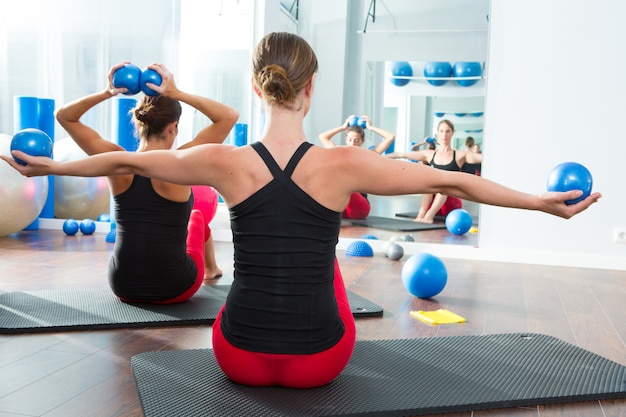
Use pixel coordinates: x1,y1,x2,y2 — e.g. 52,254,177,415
546,162,593,205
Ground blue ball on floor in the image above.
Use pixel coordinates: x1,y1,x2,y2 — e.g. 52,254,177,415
401,253,447,299
346,240,374,257
80,219,96,235
63,219,80,236
546,162,593,205
10,128,53,165
445,209,473,235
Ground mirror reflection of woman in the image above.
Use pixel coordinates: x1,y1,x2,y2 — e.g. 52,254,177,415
386,119,482,223
318,115,395,219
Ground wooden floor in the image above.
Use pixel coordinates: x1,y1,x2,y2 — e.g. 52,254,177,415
0,226,624,417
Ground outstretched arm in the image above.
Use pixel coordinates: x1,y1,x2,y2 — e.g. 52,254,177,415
144,63,239,149
331,146,601,220
2,145,225,187
384,149,432,164
318,116,353,148
360,116,395,154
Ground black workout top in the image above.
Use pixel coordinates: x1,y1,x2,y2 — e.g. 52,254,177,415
221,141,345,355
108,175,196,301
430,150,461,171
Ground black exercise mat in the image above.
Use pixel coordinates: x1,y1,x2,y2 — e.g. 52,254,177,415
395,211,446,223
0,286,381,334
342,215,446,231
131,333,626,417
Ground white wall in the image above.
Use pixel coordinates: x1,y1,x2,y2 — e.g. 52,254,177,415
479,0,626,270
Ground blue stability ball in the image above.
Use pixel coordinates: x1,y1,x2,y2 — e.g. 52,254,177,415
10,128,53,165
445,208,473,235
401,253,447,299
546,162,593,205
63,219,80,236
140,68,162,96
452,62,483,87
389,61,413,87
80,219,97,235
112,64,142,95
423,61,452,86
346,240,374,257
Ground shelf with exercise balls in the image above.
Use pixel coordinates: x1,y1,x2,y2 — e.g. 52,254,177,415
385,61,485,96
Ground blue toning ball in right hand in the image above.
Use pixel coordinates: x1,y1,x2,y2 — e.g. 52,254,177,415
10,128,53,165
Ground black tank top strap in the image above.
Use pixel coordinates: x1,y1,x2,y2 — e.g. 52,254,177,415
251,141,313,179
283,142,313,176
251,141,282,178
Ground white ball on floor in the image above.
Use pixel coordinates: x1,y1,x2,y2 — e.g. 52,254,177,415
0,134,49,236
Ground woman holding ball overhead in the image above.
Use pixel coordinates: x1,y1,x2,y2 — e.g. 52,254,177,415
319,115,396,219
53,62,238,303
4,32,601,388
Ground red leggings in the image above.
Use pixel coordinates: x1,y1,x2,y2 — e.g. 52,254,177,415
212,258,357,388
153,209,209,304
341,192,370,219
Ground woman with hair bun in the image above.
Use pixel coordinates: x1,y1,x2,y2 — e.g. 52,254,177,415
5,33,600,388
54,62,238,302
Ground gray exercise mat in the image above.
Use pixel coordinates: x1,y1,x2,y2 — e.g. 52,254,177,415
342,215,446,231
131,333,626,417
0,286,382,333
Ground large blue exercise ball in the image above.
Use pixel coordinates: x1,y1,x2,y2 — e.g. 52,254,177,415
546,162,593,205
401,253,447,299
112,64,142,95
452,62,483,87
423,61,452,86
10,128,53,165
388,61,413,87
445,208,473,235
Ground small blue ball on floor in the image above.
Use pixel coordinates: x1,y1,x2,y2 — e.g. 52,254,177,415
445,208,473,235
63,219,80,236
346,240,374,257
401,253,447,299
360,234,378,240
546,162,593,205
10,128,53,165
80,219,96,235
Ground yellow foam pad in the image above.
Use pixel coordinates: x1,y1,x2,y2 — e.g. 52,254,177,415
410,309,466,324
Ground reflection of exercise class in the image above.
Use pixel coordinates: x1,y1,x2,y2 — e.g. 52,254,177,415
0,1,621,416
